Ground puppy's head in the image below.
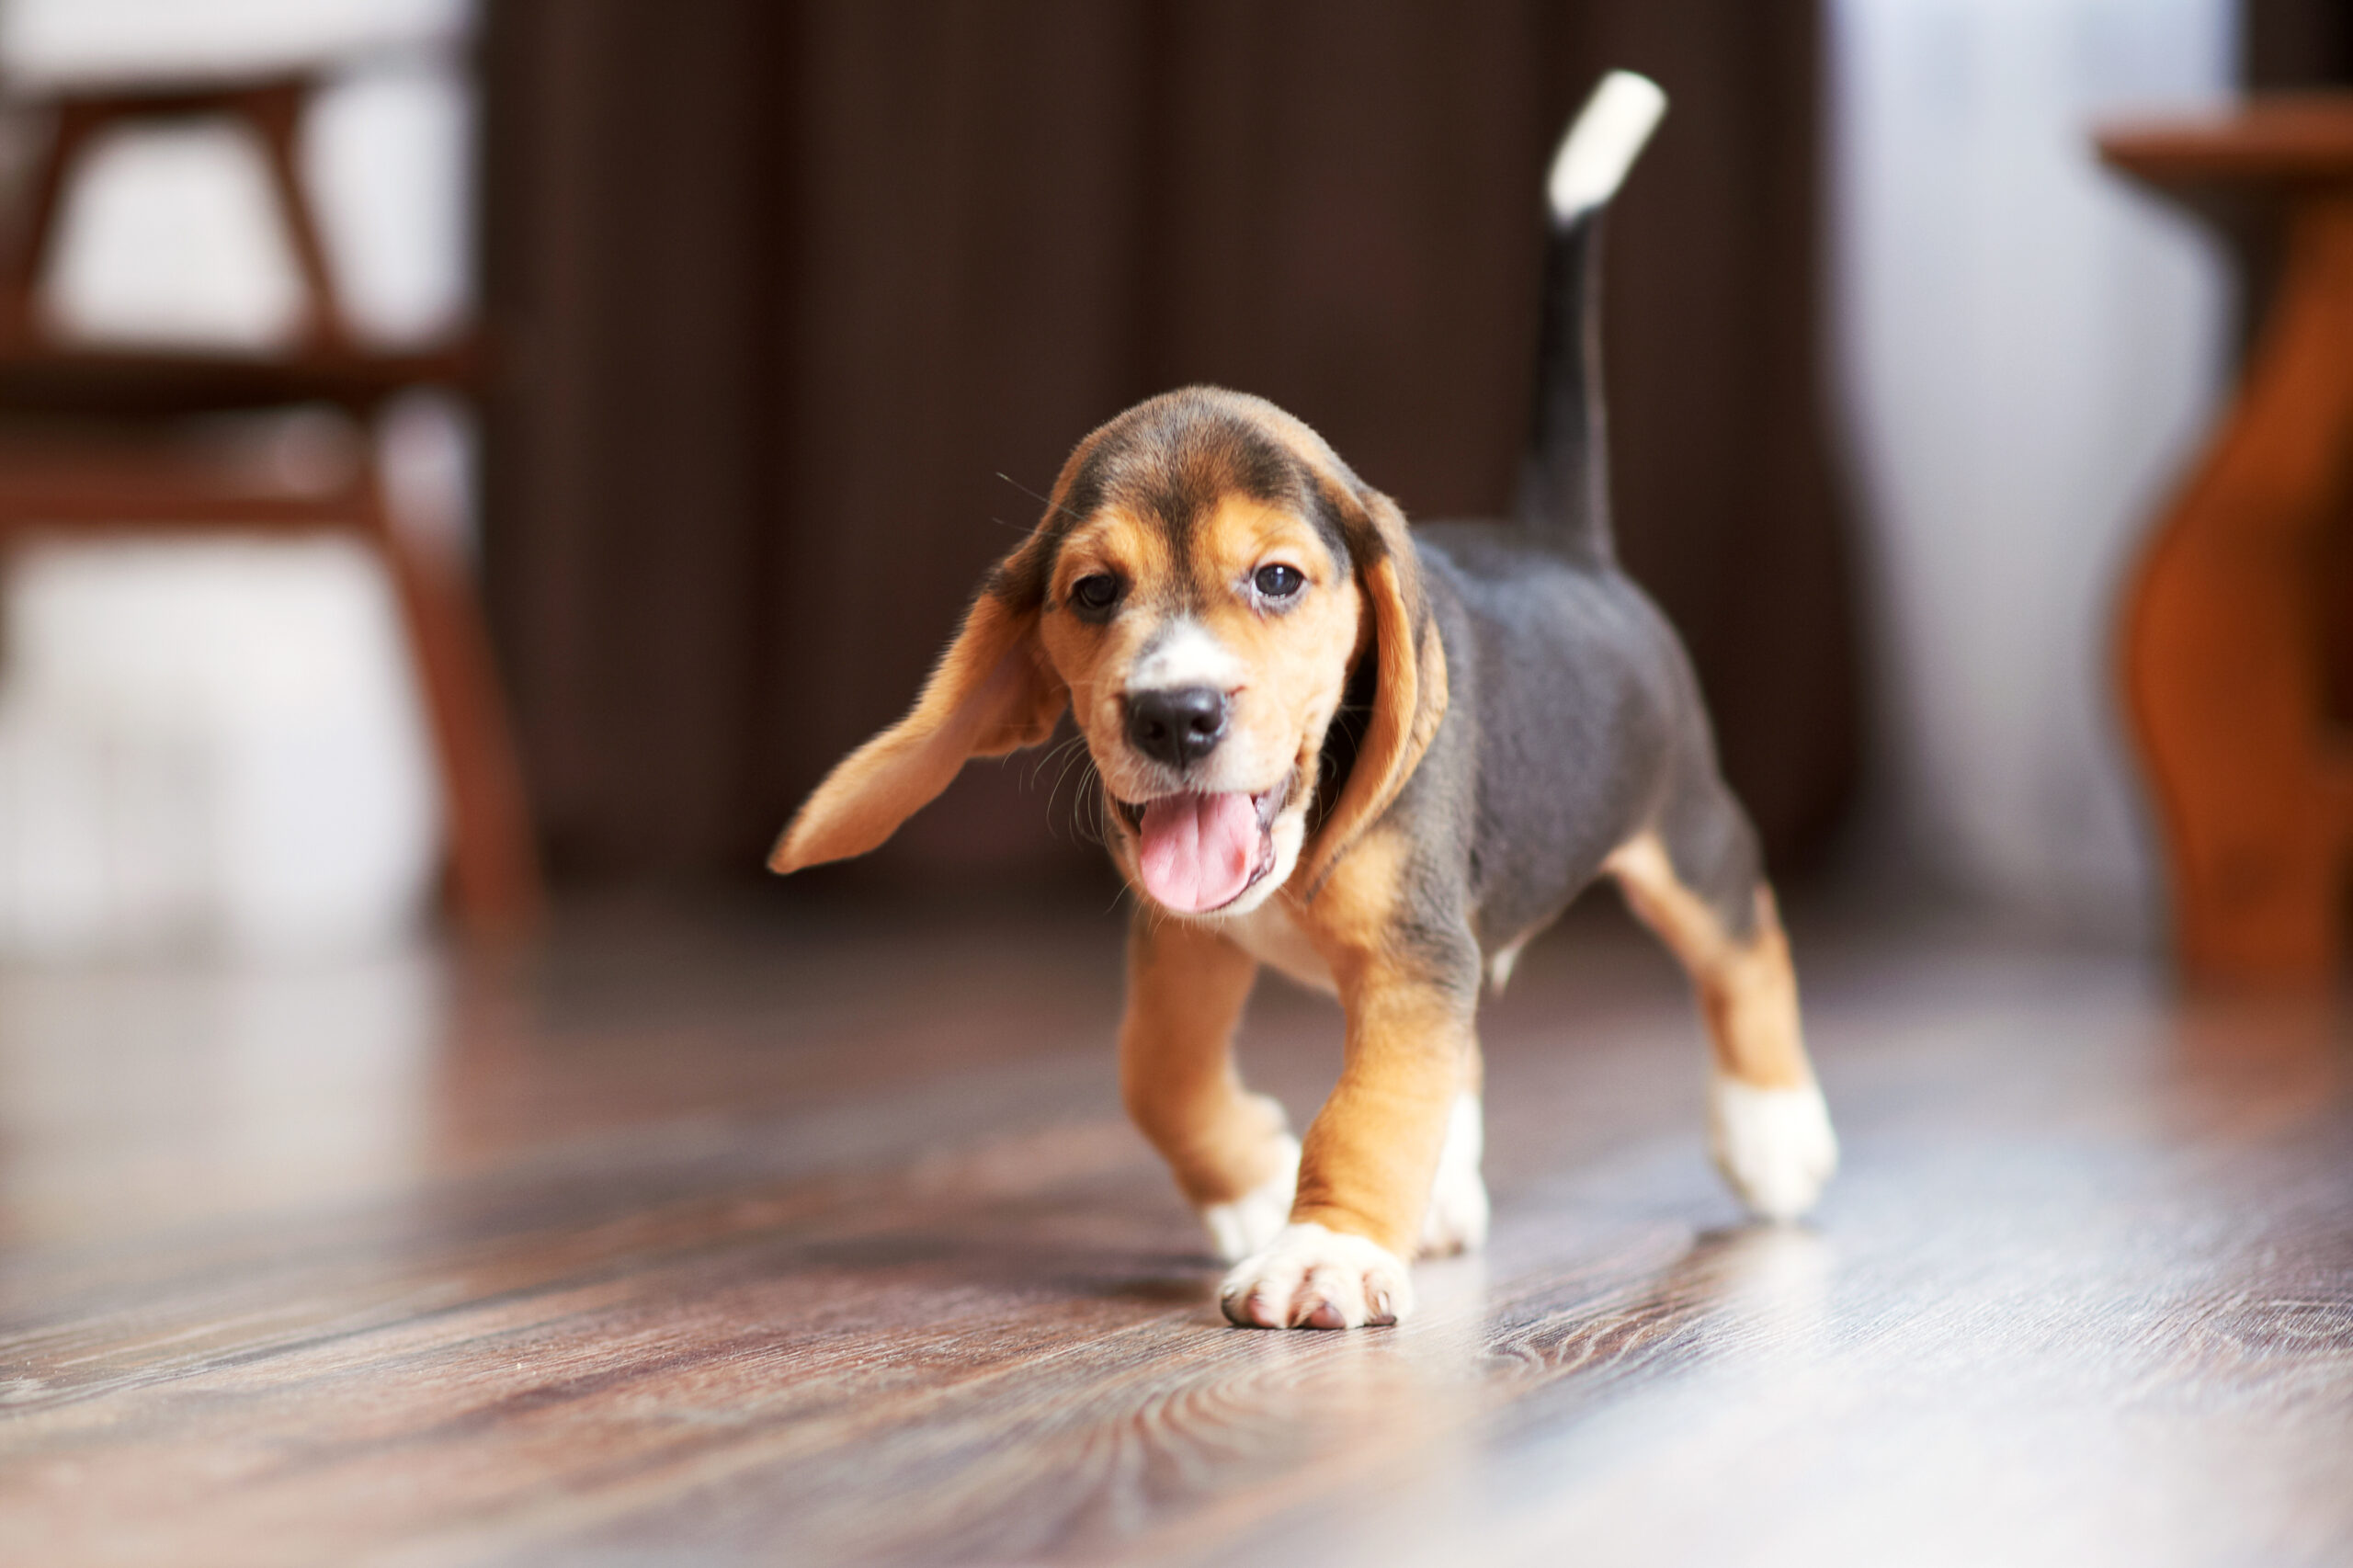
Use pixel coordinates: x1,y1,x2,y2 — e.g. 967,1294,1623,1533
769,387,1448,918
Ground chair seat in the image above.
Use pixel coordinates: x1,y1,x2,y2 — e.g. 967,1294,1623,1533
0,433,363,528
2099,96,2353,186
0,339,483,417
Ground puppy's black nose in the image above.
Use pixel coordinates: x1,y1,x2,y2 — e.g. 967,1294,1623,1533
1126,686,1229,768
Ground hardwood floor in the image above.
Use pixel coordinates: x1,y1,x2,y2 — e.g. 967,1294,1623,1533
1,892,2347,1566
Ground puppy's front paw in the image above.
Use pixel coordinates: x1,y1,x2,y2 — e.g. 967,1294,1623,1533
1198,1133,1300,1264
1709,1073,1838,1221
1219,1222,1414,1329
1418,1091,1489,1257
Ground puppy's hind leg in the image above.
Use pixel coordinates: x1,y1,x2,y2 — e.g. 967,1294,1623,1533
1605,790,1837,1221
1119,915,1297,1263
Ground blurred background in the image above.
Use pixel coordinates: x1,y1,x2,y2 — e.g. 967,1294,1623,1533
0,0,2342,957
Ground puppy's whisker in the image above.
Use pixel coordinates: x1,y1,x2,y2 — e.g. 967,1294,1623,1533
1057,752,1107,849
1040,735,1094,798
1043,744,1097,840
1048,735,1089,787
1038,753,1081,836
1028,731,1088,791
996,471,1084,525
1074,766,1109,848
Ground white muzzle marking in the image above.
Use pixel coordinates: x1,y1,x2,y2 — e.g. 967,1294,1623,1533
1127,618,1243,695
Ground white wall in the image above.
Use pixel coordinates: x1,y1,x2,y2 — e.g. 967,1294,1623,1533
0,0,476,958
1827,0,2239,939
0,538,443,956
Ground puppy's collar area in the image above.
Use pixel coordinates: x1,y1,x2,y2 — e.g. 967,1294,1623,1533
1112,772,1292,914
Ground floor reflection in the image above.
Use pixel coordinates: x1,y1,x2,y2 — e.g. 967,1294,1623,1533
0,946,443,1243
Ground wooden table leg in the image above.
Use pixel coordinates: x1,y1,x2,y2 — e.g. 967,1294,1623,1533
2122,193,2353,984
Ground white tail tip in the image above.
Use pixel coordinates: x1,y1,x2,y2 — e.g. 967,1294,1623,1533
1546,70,1667,221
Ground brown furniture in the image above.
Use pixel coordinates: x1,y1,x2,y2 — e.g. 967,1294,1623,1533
0,74,540,935
2100,97,2353,985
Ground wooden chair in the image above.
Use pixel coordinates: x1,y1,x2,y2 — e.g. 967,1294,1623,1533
2100,97,2353,985
0,72,540,935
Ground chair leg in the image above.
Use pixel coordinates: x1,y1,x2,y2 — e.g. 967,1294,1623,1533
364,475,543,937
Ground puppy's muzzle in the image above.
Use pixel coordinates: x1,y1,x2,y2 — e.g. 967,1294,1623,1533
1125,686,1229,768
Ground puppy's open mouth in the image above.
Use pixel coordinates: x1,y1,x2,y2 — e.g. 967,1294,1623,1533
1112,774,1290,914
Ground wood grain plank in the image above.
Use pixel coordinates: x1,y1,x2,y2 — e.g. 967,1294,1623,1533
0,901,2347,1567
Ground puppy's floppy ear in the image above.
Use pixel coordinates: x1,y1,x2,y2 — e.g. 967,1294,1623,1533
768,563,1066,874
1299,483,1449,895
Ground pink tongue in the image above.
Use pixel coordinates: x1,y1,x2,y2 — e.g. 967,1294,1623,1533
1138,793,1260,912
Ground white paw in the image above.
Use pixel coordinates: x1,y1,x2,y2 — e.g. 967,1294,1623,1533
1709,1073,1838,1221
1418,1091,1489,1257
1198,1134,1300,1264
1219,1221,1414,1329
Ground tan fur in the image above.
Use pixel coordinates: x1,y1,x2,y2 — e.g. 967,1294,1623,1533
1033,513,1164,812
1289,973,1475,1257
1287,821,1413,967
1040,497,1359,824
1118,916,1290,1205
1268,827,1477,1256
768,592,1064,873
1604,831,1813,1090
1297,498,1449,898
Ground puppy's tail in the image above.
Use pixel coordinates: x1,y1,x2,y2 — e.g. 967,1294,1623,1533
1516,70,1666,565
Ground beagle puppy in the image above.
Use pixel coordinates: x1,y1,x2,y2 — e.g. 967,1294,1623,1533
770,73,1836,1329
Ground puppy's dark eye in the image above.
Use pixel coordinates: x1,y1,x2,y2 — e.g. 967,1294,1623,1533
1071,574,1121,612
1253,563,1305,599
